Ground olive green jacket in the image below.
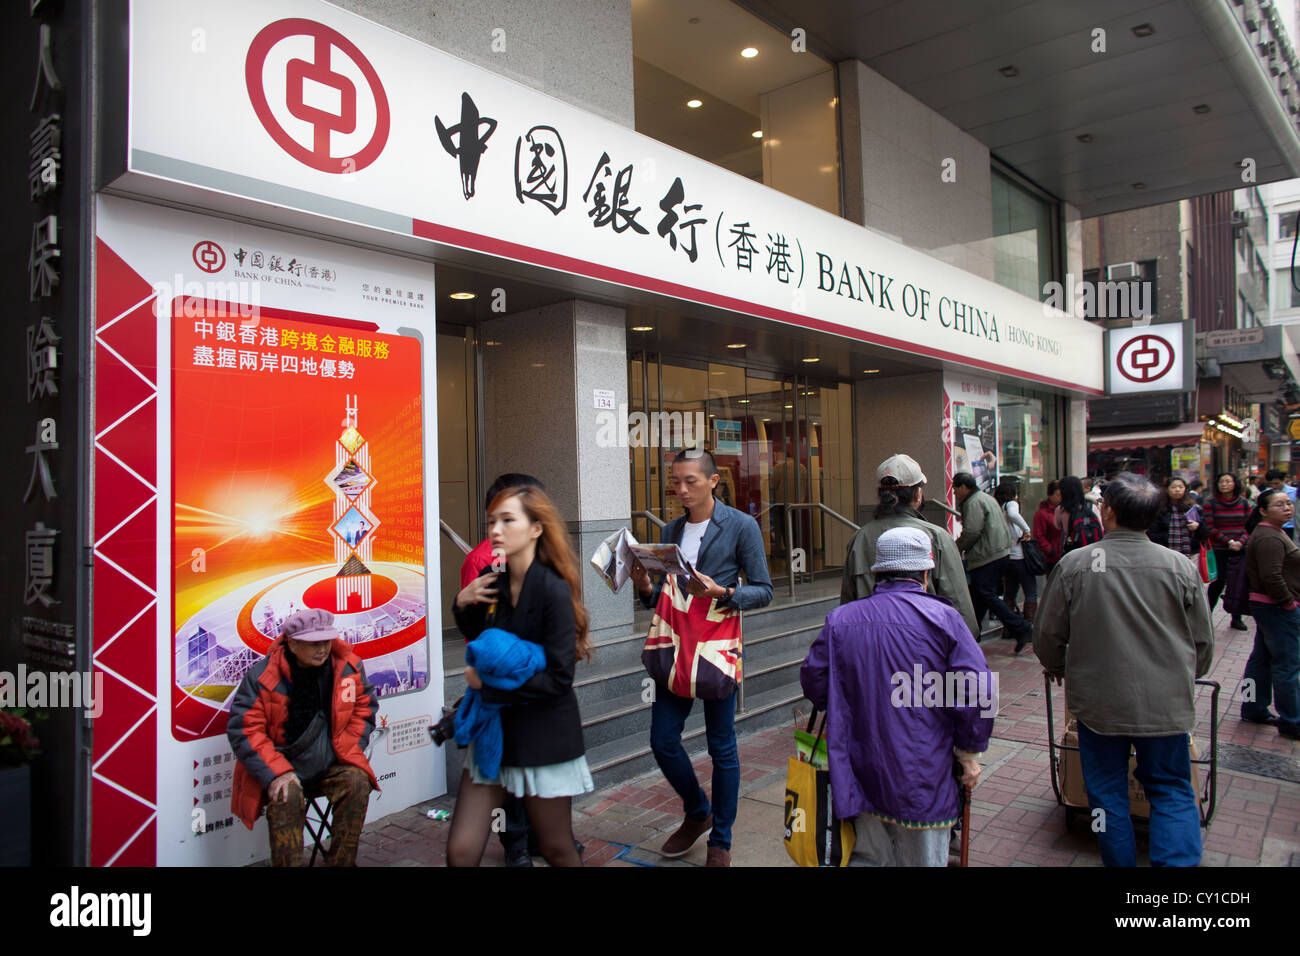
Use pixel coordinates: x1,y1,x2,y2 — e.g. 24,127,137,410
1033,530,1214,736
955,489,1012,570
839,508,980,639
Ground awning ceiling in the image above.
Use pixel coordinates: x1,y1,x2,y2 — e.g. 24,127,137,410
1088,421,1207,452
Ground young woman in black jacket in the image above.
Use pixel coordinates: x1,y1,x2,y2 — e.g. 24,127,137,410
446,485,592,867
1147,476,1210,557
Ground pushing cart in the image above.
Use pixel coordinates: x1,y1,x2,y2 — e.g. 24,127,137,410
1043,674,1219,830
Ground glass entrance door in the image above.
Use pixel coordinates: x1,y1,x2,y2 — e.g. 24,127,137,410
628,353,854,595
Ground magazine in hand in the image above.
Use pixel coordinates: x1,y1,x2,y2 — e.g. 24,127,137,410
590,527,638,593
627,543,706,587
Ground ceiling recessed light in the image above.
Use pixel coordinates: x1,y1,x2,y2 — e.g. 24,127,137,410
863,368,880,374
738,399,750,404
752,130,763,139
801,357,820,363
1076,133,1094,143
449,291,476,300
1132,181,1146,190
998,65,1019,78
784,404,793,410
829,97,838,108
485,340,502,346
819,164,834,173
686,98,703,109
762,418,772,422
529,362,545,368
631,325,654,332
726,342,746,349
1192,103,1211,114
688,16,701,24
1131,23,1155,38
741,47,758,58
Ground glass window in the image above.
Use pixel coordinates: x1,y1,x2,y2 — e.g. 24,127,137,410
1281,212,1298,240
992,168,1058,301
997,385,1059,517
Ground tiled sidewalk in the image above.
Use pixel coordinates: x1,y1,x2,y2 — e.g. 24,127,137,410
351,609,1300,867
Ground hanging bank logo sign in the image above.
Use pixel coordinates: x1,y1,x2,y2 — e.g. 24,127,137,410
1105,322,1190,396
122,0,1103,394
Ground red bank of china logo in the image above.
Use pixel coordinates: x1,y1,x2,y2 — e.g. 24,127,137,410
1116,333,1176,384
245,18,391,174
192,240,225,274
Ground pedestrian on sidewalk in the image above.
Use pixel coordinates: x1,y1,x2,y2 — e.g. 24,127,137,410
801,526,992,867
1242,487,1300,739
995,478,1037,625
1055,476,1104,557
630,448,774,867
840,453,978,639
1203,472,1251,631
458,473,545,867
1033,479,1063,571
953,471,1034,653
1147,477,1209,559
1034,472,1214,867
227,609,379,866
1265,469,1299,544
447,485,593,867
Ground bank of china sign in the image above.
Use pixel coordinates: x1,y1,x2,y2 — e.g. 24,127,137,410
123,0,1103,393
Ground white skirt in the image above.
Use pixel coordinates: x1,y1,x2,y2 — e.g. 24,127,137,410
466,743,594,799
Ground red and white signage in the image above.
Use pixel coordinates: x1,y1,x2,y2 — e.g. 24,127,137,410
120,0,1104,394
1106,323,1186,395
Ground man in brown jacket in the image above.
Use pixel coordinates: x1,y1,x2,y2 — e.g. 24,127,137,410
1034,472,1214,866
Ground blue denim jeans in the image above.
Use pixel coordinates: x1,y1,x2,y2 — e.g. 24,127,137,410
1244,602,1300,733
649,689,739,849
1076,721,1202,867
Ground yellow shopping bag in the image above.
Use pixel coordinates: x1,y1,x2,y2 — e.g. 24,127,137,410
783,709,855,867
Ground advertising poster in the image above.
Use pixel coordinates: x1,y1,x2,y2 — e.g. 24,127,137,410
91,196,443,866
943,372,999,534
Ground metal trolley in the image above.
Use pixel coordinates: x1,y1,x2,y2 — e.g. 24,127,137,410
1043,675,1220,830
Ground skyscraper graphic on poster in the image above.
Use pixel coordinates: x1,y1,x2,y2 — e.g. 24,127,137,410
171,308,429,742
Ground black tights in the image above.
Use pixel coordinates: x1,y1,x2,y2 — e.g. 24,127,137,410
445,770,582,867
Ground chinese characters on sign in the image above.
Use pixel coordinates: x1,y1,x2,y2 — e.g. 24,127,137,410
189,320,394,377
23,6,66,615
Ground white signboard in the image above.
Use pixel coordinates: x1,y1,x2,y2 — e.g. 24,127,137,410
121,0,1104,395
1106,323,1186,395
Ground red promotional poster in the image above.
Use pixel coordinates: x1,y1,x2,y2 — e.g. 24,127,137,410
170,303,428,741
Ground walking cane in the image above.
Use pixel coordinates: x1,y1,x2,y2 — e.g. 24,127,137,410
960,785,971,868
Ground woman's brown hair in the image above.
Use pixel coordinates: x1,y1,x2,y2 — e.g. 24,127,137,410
488,485,591,661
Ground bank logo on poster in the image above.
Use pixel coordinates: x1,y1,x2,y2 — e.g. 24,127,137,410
192,240,226,274
245,18,391,174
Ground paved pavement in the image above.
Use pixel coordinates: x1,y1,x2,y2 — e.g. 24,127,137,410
347,607,1300,867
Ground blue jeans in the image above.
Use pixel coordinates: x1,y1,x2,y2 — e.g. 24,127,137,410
649,689,739,849
1076,721,1202,867
1245,602,1300,733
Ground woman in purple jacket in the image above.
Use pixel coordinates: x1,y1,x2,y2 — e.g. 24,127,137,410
800,526,994,866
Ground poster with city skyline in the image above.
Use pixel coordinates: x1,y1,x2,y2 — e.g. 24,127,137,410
170,306,429,742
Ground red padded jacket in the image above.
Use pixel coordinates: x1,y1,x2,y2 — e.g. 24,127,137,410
227,637,379,829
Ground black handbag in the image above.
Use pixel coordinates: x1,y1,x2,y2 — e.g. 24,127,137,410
1020,539,1048,577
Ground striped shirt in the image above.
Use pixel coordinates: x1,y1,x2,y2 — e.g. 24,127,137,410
1202,495,1250,549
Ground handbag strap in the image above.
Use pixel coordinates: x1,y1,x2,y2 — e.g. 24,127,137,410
806,706,826,754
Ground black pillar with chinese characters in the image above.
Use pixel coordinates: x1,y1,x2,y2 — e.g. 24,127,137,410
0,0,91,866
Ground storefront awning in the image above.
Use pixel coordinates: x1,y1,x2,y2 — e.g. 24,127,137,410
1089,422,1206,452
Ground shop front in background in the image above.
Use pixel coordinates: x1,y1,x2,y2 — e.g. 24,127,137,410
628,354,854,594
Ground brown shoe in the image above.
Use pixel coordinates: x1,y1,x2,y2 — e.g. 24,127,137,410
705,846,731,867
660,814,713,857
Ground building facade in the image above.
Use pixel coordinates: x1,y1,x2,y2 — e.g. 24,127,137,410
6,0,1300,866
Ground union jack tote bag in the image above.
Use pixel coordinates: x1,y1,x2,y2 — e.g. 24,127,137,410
641,575,741,701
